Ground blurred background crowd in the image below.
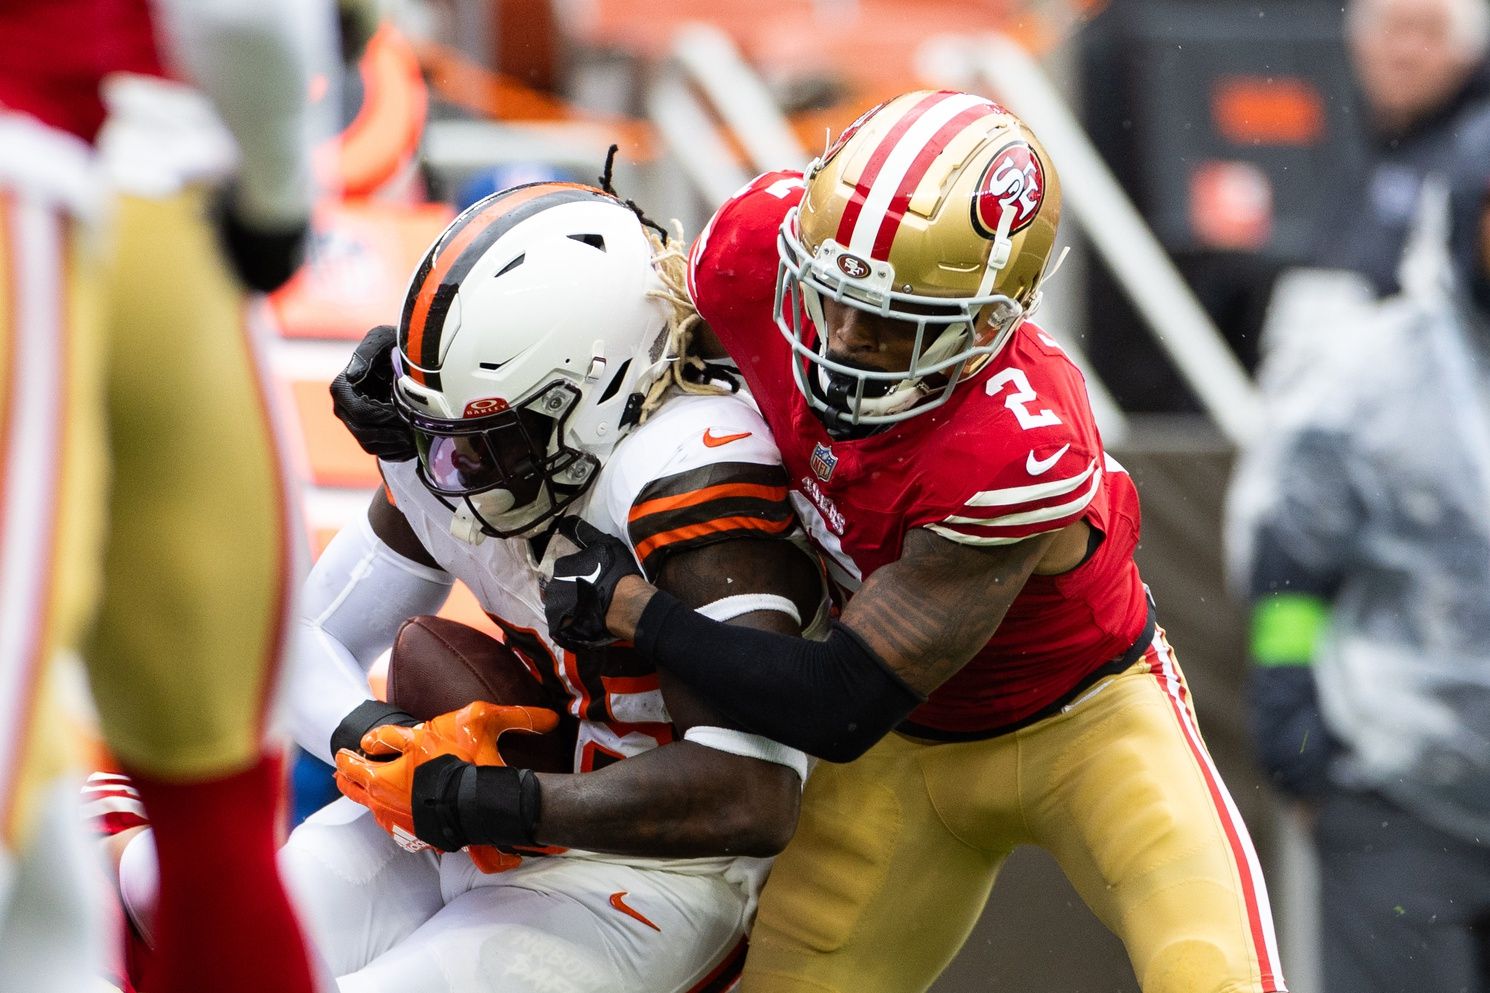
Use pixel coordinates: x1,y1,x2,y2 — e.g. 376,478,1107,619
10,0,1489,989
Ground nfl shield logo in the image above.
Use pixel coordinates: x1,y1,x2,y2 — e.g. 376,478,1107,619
809,442,838,482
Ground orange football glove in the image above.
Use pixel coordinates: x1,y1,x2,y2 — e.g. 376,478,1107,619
334,747,427,853
358,701,559,766
335,702,561,871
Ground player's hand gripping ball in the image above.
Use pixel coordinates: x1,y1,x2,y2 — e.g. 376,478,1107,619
335,702,559,871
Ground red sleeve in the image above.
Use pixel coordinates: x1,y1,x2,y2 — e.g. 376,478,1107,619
923,444,1104,546
687,171,805,354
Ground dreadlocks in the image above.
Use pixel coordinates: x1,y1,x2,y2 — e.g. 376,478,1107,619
595,144,734,419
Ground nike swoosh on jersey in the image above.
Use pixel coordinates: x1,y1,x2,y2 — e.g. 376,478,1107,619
1025,444,1071,476
608,891,661,931
553,564,603,584
702,429,753,448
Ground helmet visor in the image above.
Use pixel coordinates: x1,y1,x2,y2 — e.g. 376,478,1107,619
413,416,546,500
402,381,582,506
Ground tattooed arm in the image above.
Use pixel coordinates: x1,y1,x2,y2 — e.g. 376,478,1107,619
834,528,1059,694
595,525,1075,759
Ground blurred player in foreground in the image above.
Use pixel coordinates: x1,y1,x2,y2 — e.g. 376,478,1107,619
544,91,1287,993
0,1,338,990
109,182,828,992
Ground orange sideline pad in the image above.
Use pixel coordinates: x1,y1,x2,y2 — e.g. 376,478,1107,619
271,200,455,342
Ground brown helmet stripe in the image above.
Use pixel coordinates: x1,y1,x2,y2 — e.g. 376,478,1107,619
400,182,612,386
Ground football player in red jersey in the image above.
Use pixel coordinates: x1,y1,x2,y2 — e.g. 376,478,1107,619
545,90,1287,993
0,2,336,991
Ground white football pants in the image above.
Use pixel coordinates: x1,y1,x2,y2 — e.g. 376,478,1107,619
121,798,747,993
0,777,109,993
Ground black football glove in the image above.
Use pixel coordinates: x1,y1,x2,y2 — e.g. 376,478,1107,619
213,189,309,294
330,699,420,759
541,517,641,651
330,324,417,461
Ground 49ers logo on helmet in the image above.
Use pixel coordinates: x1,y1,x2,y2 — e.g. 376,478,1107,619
971,142,1045,239
836,254,871,279
463,397,510,417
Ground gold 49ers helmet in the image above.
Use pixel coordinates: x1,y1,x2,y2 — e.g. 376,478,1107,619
776,89,1062,432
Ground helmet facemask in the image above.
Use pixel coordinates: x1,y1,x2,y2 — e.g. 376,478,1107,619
397,367,599,539
775,217,1024,437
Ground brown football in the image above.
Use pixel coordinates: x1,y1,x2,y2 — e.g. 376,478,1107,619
386,615,576,774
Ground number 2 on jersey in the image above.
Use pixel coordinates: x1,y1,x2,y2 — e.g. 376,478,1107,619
986,369,1062,429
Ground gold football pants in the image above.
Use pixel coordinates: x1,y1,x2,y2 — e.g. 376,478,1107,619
0,183,295,848
0,186,104,847
84,186,296,779
743,630,1285,993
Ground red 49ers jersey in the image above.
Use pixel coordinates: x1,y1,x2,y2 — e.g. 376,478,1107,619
689,171,1150,734
0,0,163,142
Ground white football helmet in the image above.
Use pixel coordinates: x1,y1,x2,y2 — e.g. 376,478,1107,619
393,182,674,539
776,90,1062,435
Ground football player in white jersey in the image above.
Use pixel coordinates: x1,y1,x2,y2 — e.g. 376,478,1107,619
107,183,826,993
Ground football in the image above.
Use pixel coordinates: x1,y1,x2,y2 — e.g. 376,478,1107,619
386,615,576,774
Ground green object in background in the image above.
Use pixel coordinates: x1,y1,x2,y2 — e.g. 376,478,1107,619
1250,593,1329,667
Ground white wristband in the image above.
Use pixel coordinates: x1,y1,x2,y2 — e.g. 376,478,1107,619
683,725,810,783
696,593,801,625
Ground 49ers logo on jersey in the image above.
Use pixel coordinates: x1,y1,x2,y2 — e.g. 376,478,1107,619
971,142,1045,239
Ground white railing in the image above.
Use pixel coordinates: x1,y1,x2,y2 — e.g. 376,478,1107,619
922,33,1262,445
645,22,809,209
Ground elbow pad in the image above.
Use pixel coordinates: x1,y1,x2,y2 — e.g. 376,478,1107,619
636,592,924,762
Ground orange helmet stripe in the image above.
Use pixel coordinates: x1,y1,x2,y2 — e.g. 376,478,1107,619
400,182,601,384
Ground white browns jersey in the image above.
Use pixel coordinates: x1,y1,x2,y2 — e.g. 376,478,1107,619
378,389,813,882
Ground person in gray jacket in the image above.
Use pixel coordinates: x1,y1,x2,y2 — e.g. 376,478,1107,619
1227,104,1490,993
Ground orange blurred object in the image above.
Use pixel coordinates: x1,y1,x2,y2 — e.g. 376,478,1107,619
316,24,429,200
1212,76,1326,147
270,199,454,341
1190,159,1273,251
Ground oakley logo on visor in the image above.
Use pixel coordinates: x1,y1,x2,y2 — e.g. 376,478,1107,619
464,397,510,416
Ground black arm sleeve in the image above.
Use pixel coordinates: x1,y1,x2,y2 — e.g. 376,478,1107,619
634,591,924,762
